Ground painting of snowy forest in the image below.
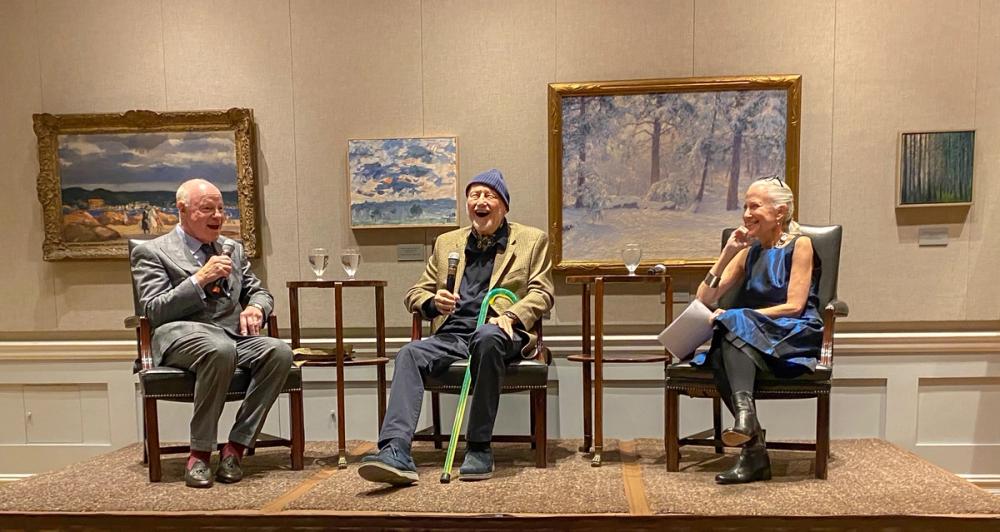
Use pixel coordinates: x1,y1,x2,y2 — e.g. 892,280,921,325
349,137,459,228
548,76,801,269
898,130,974,206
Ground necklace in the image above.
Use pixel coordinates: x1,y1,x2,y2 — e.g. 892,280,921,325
763,232,790,249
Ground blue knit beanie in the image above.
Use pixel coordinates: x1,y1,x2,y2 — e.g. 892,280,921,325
465,168,510,210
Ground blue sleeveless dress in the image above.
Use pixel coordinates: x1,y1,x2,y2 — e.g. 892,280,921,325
693,236,824,373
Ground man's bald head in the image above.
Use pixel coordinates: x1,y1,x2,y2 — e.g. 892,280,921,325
176,178,225,244
176,178,220,206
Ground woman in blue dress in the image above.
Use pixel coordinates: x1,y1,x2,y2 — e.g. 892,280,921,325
695,176,823,485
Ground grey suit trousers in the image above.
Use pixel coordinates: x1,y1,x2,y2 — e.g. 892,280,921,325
162,329,293,452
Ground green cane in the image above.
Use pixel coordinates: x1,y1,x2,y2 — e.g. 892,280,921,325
440,287,519,484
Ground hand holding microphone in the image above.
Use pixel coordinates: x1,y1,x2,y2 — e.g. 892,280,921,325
434,252,461,315
205,239,235,298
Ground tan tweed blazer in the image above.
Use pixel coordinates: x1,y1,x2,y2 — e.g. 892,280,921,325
403,222,554,356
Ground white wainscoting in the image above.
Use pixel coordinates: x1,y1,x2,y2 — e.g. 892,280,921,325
1,332,998,492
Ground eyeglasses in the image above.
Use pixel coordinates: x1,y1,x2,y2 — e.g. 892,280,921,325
467,190,499,201
761,174,786,187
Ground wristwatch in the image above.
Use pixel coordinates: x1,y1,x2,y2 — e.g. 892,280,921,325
503,310,520,324
249,302,265,314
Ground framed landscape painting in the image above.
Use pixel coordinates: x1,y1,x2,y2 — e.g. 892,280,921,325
34,108,260,260
548,75,801,271
897,130,974,207
348,137,459,228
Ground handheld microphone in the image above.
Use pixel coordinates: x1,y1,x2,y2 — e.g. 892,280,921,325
208,239,236,298
647,263,667,275
446,252,460,293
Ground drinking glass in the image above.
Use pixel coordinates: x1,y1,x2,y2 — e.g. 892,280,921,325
340,248,361,280
308,248,329,280
622,243,642,275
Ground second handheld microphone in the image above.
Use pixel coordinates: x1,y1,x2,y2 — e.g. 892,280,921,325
446,251,460,293
207,239,236,298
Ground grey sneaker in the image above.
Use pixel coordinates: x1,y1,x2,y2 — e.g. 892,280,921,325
458,448,494,481
358,444,419,485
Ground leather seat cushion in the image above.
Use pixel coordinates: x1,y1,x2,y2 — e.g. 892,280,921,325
140,365,302,399
424,358,548,391
666,361,831,384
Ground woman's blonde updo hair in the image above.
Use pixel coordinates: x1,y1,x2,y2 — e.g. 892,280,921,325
748,176,800,235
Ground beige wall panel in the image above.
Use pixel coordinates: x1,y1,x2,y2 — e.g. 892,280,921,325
831,0,979,322
35,0,168,330
0,1,57,332
554,0,693,81
422,0,558,321
694,0,835,226
36,0,166,113
51,261,134,330
965,1,1000,319
162,0,300,318
290,0,425,328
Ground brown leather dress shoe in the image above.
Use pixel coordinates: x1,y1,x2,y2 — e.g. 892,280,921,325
185,458,213,488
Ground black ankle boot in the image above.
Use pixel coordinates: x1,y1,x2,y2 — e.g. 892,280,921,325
722,391,760,446
715,434,771,485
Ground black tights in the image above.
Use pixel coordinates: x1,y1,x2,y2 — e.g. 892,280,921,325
711,333,759,415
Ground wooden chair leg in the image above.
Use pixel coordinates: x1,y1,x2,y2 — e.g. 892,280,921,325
143,397,162,482
290,389,305,470
376,363,387,431
665,389,680,471
532,388,547,468
816,393,831,479
712,396,724,454
141,401,149,465
529,397,537,450
431,392,443,449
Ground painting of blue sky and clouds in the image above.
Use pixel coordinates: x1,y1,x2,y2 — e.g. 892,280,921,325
56,131,240,243
349,137,458,228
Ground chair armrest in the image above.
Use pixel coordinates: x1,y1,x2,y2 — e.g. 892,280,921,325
826,298,849,318
125,315,154,371
266,313,280,338
411,311,423,341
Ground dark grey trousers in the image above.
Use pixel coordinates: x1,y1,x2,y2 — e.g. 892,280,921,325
162,331,293,452
378,324,525,448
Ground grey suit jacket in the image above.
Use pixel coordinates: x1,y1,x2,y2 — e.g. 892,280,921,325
130,230,274,366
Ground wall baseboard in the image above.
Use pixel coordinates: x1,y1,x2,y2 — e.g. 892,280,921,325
960,474,1000,495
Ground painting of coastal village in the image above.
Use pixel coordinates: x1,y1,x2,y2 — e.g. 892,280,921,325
57,131,241,243
348,137,459,228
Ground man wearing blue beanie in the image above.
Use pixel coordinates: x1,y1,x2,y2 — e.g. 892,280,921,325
359,168,554,485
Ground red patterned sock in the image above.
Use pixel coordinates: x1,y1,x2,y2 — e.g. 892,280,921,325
187,450,211,469
222,442,246,461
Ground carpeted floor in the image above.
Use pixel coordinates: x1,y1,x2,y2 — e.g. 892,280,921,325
0,438,996,517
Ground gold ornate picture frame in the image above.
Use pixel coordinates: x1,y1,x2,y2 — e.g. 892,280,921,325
34,108,260,260
548,75,801,271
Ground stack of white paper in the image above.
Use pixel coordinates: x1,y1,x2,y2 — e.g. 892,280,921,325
657,298,715,361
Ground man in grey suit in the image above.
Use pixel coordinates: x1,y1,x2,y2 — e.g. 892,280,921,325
130,178,292,488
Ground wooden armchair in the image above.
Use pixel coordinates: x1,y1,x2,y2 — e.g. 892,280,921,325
410,312,551,468
664,225,849,479
127,239,304,482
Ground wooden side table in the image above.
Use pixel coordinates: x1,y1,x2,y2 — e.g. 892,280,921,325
566,274,673,466
286,280,390,468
